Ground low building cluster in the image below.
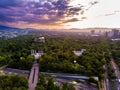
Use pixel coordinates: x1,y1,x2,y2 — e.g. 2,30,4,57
0,30,29,40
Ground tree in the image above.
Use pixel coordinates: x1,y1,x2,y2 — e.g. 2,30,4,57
0,75,28,90
61,82,75,90
38,74,46,87
46,77,58,90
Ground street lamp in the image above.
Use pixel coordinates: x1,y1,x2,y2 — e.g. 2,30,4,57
74,60,77,64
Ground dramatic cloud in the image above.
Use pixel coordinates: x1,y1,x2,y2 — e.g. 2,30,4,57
0,0,23,8
63,18,80,23
0,0,99,29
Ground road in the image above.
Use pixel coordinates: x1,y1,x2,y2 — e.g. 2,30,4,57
0,65,8,70
28,60,39,90
104,65,111,90
54,77,98,90
55,78,83,90
55,78,98,90
28,52,41,90
110,58,120,90
41,72,90,80
2,68,29,76
42,72,98,90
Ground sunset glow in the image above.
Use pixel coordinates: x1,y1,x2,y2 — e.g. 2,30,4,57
0,0,120,29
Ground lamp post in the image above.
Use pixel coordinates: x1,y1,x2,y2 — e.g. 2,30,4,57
74,60,77,64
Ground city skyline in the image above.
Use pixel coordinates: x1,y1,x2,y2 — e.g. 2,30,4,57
0,0,120,30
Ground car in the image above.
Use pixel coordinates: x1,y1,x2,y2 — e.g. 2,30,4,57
51,74,56,77
72,81,78,85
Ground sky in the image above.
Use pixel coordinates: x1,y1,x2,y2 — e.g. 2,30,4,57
0,0,120,29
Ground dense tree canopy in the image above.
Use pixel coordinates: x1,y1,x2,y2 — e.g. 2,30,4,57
111,41,120,69
0,36,35,70
0,33,111,80
38,35,110,79
0,75,28,90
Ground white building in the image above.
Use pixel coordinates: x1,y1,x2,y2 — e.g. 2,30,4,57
34,37,45,43
73,49,86,56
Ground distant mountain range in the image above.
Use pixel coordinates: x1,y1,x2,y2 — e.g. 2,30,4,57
0,25,119,32
0,25,20,30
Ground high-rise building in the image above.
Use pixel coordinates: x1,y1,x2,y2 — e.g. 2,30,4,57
106,29,120,38
91,30,95,35
112,29,119,38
